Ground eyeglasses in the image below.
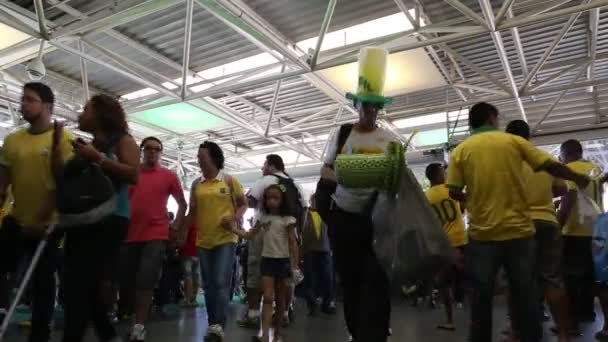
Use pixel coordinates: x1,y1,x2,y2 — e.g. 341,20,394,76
143,146,162,152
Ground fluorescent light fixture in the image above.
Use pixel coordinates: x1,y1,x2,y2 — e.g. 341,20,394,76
0,23,31,50
297,12,421,52
393,113,447,129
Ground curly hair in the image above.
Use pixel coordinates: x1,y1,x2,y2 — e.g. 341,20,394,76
90,94,129,135
199,141,225,170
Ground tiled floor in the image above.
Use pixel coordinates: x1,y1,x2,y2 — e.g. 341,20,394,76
2,300,606,341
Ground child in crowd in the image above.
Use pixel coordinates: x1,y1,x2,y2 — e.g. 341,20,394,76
230,184,299,342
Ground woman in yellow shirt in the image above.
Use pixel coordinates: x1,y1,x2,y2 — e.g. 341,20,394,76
183,141,247,341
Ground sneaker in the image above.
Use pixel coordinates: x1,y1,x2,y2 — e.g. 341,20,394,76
205,324,224,341
129,324,146,342
237,314,260,329
321,302,336,315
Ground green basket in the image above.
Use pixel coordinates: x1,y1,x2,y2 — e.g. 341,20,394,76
335,142,405,193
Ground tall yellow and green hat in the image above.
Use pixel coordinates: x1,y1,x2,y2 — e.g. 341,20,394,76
346,47,393,105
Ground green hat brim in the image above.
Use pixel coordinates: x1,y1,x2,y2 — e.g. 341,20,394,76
346,92,393,105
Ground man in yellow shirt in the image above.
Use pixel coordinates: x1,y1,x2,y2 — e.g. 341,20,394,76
447,102,589,342
425,163,466,331
0,83,73,342
506,120,571,341
557,139,607,337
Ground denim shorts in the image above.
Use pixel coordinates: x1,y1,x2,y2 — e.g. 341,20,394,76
260,257,292,280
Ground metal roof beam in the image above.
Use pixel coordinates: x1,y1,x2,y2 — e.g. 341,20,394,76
265,64,285,136
499,0,606,30
51,0,183,39
507,9,528,77
81,38,180,87
588,8,599,90
180,0,195,99
529,58,591,91
452,83,510,96
195,0,355,115
479,0,527,121
309,0,337,69
518,6,584,92
78,40,89,103
33,0,49,40
495,0,515,26
532,64,588,132
444,0,491,29
52,40,180,99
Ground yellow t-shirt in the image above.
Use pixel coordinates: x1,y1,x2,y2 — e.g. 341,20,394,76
0,128,73,227
447,127,552,241
425,184,467,247
524,164,563,224
562,160,603,237
194,172,244,249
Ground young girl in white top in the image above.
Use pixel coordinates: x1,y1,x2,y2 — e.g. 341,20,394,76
231,184,299,342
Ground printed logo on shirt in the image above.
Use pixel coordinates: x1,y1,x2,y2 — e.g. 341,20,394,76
219,187,227,194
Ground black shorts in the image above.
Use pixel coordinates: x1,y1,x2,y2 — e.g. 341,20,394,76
260,257,292,280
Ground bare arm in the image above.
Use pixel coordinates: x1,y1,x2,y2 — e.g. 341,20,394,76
100,135,140,184
449,187,465,202
544,161,590,188
171,181,188,236
180,179,198,239
558,190,577,226
287,224,299,269
233,192,247,221
232,222,263,240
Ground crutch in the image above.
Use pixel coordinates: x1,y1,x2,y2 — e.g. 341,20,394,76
0,224,57,341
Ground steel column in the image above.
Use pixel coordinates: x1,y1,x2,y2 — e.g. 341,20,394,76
181,0,195,99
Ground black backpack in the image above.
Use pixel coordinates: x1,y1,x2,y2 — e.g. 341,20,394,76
56,138,120,227
314,123,353,221
274,174,305,228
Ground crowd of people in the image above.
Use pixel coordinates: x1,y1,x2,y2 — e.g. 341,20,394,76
0,71,607,342
0,82,338,342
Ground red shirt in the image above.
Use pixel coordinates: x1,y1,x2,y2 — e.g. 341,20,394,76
127,166,183,242
181,224,198,257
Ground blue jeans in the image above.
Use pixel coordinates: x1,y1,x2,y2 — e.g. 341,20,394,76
198,243,236,327
303,251,335,307
468,237,541,342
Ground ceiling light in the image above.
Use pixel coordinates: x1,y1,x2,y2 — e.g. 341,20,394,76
25,40,46,80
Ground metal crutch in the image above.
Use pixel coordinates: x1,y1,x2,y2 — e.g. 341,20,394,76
0,224,57,341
